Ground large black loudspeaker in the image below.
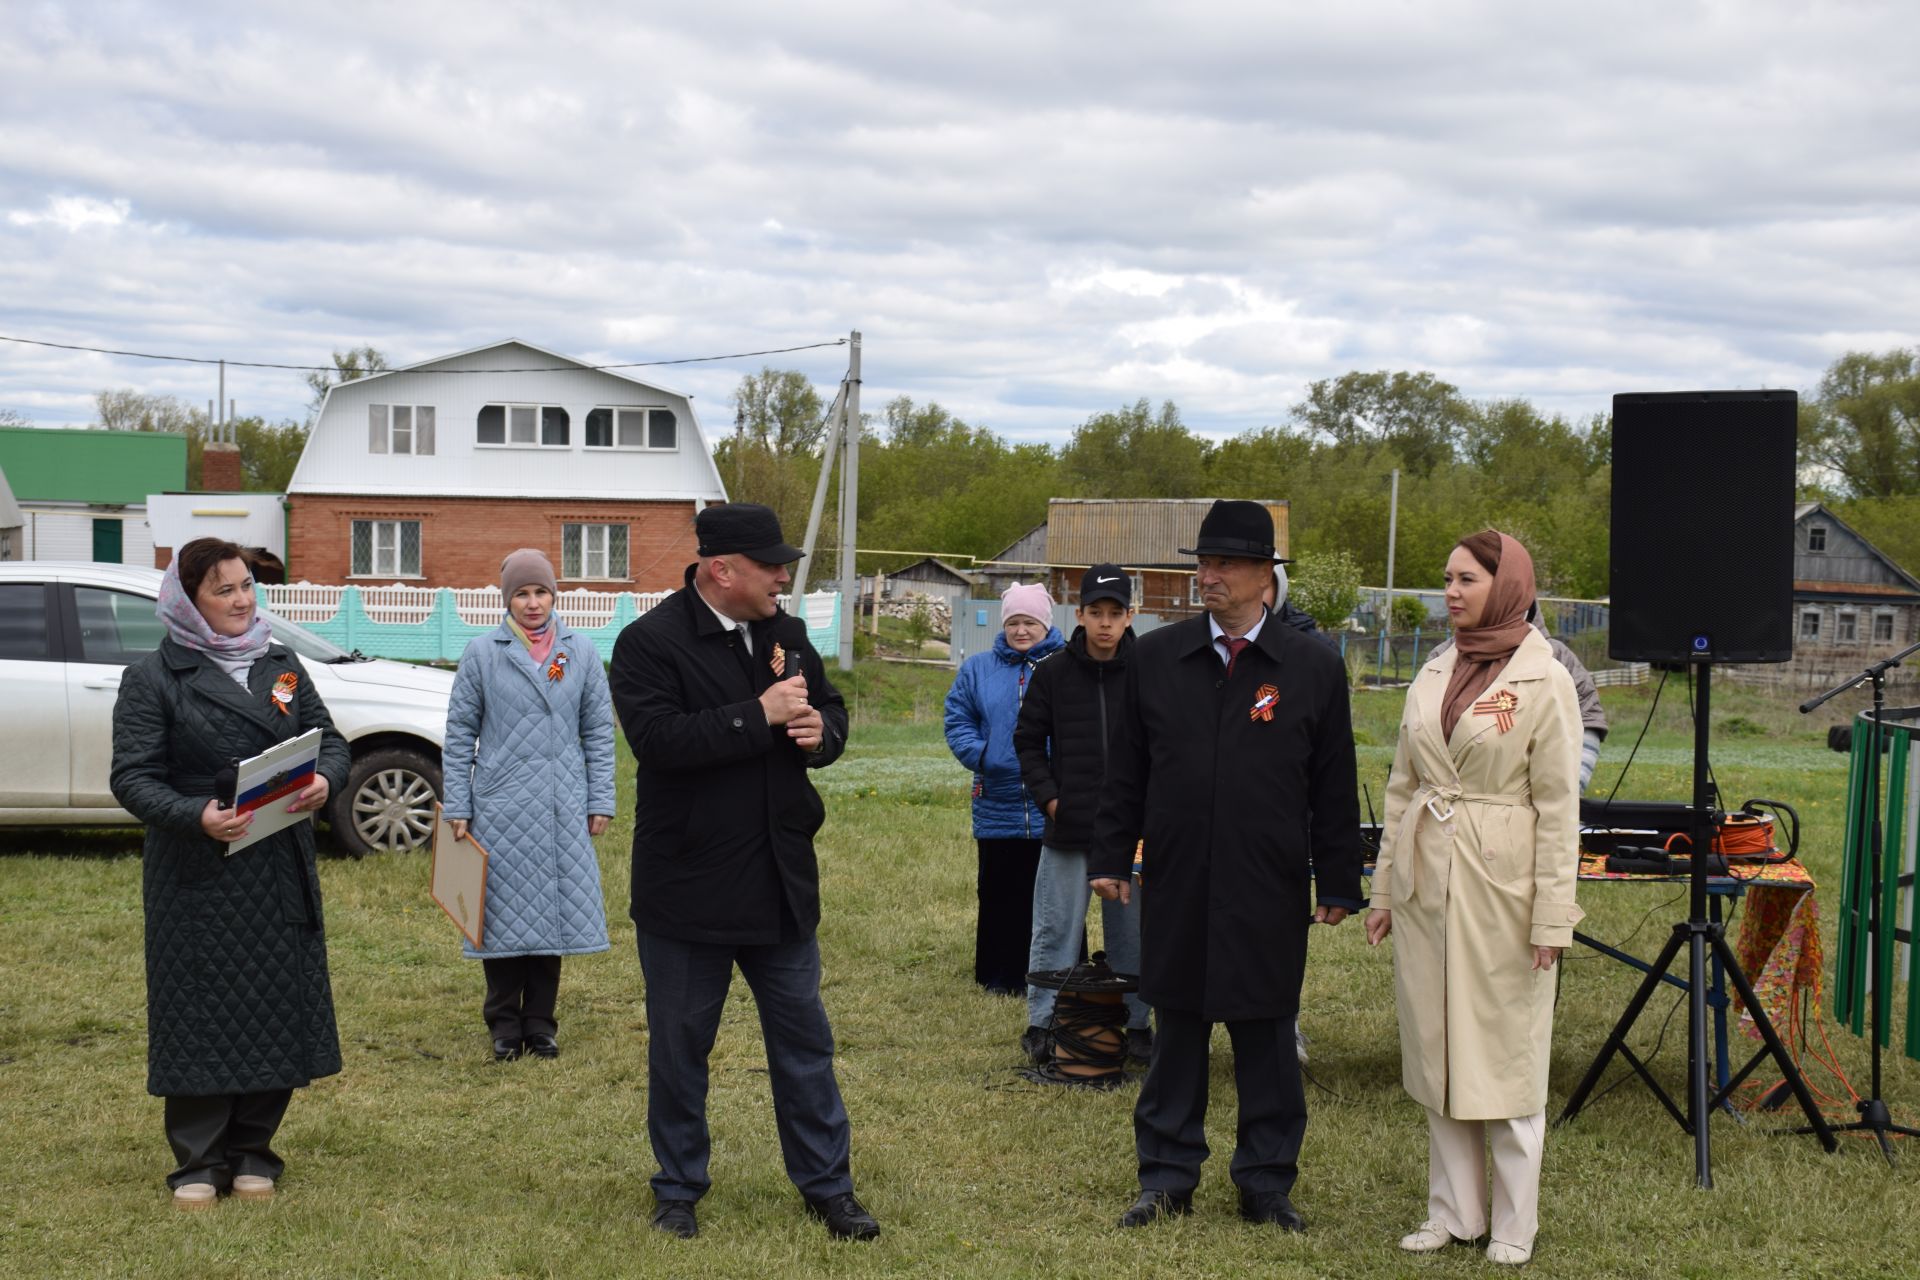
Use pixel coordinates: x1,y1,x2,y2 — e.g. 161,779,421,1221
1609,390,1796,664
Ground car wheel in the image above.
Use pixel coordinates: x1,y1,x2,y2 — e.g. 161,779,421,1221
329,747,442,856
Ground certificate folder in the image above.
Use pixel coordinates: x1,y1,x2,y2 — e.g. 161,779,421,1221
430,804,489,948
224,729,323,854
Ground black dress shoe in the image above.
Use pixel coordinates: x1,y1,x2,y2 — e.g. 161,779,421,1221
492,1036,523,1062
1020,1025,1053,1065
524,1032,558,1059
1118,1188,1192,1228
805,1192,880,1240
1238,1189,1305,1231
650,1198,698,1239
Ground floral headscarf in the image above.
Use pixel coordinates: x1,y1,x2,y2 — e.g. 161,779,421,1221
157,558,272,681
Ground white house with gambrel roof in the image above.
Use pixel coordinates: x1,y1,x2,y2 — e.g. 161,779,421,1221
286,339,729,590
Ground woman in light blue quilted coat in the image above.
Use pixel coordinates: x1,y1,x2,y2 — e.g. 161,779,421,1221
442,549,615,1062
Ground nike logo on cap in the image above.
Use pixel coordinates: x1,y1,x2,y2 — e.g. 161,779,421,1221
1095,576,1120,583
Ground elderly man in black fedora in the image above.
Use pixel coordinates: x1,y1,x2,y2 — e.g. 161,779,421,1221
1090,499,1363,1231
608,502,878,1243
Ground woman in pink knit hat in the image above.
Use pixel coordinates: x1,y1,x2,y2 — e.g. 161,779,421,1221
942,582,1064,993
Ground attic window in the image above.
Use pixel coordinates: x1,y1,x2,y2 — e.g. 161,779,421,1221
477,403,569,448
369,404,435,455
1808,525,1828,553
585,406,678,451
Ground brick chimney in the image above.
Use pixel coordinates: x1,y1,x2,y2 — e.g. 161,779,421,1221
201,441,242,491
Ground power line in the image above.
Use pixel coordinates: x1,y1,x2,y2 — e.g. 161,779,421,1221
0,333,849,374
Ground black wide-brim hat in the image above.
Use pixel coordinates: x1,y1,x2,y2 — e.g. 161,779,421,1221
1178,499,1290,563
696,502,804,564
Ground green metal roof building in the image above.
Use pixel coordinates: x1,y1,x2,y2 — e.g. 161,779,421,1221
0,426,187,503
0,426,187,563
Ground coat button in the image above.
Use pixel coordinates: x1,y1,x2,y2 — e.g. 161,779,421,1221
732,717,744,729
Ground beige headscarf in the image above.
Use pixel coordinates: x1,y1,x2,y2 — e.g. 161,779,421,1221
1439,531,1536,741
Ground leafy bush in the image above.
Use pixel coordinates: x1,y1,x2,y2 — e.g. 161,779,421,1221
1291,549,1364,631
1389,593,1430,634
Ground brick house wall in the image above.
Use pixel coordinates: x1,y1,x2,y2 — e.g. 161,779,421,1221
287,494,700,590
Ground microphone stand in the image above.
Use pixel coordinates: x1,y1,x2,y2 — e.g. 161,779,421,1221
1797,635,1920,1162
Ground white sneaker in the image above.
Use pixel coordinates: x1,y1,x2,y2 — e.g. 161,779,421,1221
1399,1220,1474,1252
231,1174,275,1202
1487,1240,1533,1265
172,1182,217,1212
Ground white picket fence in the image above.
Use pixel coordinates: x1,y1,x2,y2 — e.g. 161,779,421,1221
263,582,817,628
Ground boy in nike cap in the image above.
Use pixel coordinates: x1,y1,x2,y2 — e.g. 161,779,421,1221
1012,564,1149,1066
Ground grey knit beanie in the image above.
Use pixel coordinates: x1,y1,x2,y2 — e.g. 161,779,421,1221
500,548,559,601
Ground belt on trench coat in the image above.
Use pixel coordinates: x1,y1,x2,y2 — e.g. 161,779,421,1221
1406,783,1533,902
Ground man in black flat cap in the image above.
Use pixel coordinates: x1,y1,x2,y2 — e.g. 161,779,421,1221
1089,499,1363,1231
608,502,878,1243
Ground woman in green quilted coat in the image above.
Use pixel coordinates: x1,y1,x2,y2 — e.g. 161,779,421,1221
442,548,615,1063
110,538,350,1212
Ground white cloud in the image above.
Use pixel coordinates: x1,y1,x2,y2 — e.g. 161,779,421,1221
1,0,1918,439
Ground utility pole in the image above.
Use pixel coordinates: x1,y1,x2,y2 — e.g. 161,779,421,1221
836,330,861,672
218,359,227,444
733,402,745,494
1384,467,1400,617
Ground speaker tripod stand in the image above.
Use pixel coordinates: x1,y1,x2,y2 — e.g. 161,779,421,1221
1558,661,1838,1186
1794,637,1920,1163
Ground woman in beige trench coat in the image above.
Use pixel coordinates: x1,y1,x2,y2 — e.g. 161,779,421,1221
1366,530,1582,1267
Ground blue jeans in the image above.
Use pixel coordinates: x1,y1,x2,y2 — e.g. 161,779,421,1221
636,929,854,1203
1026,845,1148,1030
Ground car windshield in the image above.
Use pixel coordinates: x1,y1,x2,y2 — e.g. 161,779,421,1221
259,607,358,663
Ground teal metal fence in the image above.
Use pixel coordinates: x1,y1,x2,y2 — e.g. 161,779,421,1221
260,585,842,664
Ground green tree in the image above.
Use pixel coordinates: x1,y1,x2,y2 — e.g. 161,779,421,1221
1289,549,1364,630
1799,348,1920,497
304,346,390,418
1288,371,1474,477
1057,399,1211,497
95,388,197,433
712,368,834,541
233,417,311,492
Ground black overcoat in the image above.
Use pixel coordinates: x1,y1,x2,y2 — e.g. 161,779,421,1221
110,639,350,1097
608,568,848,945
1090,612,1363,1021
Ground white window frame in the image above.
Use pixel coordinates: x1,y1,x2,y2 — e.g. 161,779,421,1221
477,403,571,449
562,522,630,581
369,404,435,455
1188,574,1205,607
1808,525,1828,553
584,405,679,452
1800,609,1821,641
1837,611,1859,643
350,519,424,579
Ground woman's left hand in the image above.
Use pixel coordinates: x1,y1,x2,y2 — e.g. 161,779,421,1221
1532,945,1563,971
588,814,611,837
289,774,330,814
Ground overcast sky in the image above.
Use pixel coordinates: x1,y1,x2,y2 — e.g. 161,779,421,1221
3,1,1917,444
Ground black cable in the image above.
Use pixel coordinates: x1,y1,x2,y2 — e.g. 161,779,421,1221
1596,667,1669,814
1561,888,1687,962
1684,666,1723,808
0,332,848,373
1583,985,1689,1110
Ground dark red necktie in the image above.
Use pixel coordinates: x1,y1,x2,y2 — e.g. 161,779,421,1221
1220,635,1250,677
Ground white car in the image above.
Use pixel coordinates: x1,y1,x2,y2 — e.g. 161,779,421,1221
0,562,453,856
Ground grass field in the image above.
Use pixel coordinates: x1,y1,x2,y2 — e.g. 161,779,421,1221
2,662,1915,1278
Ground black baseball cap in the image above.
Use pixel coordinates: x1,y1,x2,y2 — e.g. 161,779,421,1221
695,503,803,564
1079,563,1132,608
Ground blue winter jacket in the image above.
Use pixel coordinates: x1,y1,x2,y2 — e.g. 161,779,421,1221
944,627,1065,838
442,619,616,959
